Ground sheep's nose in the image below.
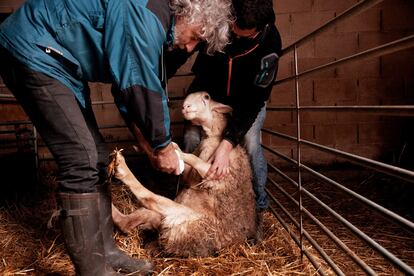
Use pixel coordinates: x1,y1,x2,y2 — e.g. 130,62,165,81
182,103,191,111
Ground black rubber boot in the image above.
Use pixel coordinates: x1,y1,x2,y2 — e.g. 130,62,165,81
58,192,120,276
99,183,154,275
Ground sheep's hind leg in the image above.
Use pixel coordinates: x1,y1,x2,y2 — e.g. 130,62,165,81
112,205,162,233
108,149,201,225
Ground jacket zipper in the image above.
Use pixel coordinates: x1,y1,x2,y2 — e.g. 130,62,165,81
226,44,260,96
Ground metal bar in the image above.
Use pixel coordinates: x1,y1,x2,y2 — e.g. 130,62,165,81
268,163,385,275
264,144,414,230
262,128,414,183
300,139,414,183
266,106,414,117
282,0,385,54
300,164,414,231
264,146,414,273
276,35,414,86
262,143,297,167
301,181,414,275
293,45,305,258
267,197,327,276
267,166,414,275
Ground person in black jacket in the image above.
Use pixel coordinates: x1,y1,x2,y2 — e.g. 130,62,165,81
169,0,282,214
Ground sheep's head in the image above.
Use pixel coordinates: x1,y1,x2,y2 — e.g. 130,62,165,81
182,92,232,136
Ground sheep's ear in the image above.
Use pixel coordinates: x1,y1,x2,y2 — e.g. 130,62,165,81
211,102,232,114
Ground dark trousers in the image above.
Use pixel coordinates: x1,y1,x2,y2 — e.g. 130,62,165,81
0,47,108,193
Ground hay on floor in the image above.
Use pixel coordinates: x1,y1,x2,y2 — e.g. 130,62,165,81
0,175,314,275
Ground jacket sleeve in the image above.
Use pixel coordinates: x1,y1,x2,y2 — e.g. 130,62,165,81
187,46,214,94
165,48,195,79
105,2,171,149
222,72,276,146
224,27,282,146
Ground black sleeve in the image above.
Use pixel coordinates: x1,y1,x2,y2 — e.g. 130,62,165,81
187,49,210,94
223,26,282,145
223,83,273,146
165,42,206,79
111,84,171,150
165,48,193,79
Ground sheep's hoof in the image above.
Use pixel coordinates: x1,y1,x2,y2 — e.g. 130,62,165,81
107,148,124,181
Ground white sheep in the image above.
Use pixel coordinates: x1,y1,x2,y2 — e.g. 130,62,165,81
109,91,257,257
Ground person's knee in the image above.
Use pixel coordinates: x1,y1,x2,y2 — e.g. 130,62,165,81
57,147,101,192
243,134,261,156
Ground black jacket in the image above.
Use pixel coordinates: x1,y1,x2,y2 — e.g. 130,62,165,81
167,24,282,146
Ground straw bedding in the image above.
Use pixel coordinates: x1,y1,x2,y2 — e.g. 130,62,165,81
0,173,314,275
1,165,412,275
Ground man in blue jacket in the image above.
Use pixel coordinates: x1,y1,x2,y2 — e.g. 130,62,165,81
0,0,232,274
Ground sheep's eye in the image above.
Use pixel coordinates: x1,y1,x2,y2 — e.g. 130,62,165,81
203,94,210,100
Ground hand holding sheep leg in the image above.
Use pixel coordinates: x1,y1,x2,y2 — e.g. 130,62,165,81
108,149,200,221
128,123,181,175
153,143,182,175
206,140,233,180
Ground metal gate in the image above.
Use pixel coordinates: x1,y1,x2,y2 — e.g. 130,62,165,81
263,0,414,274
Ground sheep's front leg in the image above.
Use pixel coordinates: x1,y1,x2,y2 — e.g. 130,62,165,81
179,152,211,178
108,149,201,224
170,143,210,178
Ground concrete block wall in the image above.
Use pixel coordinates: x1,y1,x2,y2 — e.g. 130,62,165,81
267,0,414,167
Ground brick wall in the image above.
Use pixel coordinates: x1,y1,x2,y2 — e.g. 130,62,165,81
0,0,413,167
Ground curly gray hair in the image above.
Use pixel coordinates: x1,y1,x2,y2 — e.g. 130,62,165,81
170,0,233,54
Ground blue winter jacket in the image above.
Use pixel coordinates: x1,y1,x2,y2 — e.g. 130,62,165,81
0,0,174,149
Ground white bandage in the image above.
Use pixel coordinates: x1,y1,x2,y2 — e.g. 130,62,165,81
175,149,185,174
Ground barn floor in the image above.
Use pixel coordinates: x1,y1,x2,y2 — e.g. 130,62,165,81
1,152,413,275
267,164,414,275
0,154,315,275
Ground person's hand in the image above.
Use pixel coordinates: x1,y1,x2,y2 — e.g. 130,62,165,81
153,143,181,175
206,140,233,180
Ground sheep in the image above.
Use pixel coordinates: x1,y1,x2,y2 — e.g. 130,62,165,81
108,91,257,257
